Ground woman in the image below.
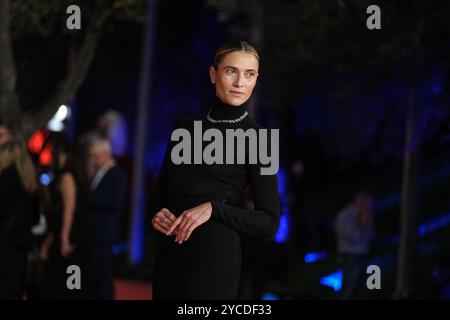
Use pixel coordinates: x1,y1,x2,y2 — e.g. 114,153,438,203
151,41,280,299
39,143,93,299
0,139,38,299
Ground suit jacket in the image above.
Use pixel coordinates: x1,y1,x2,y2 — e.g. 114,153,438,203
90,165,126,243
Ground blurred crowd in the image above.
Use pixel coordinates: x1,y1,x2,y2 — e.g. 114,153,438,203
0,119,126,300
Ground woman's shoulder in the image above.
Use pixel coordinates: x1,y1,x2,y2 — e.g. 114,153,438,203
242,116,270,131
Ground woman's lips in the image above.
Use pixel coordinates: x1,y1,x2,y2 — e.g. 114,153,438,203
230,91,244,97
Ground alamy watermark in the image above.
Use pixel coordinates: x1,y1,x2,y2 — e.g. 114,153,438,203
366,5,381,30
66,5,81,30
170,121,279,175
66,265,81,290
366,264,381,290
66,4,380,31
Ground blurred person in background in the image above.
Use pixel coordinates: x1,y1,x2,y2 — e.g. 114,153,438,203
88,135,126,300
0,137,39,299
39,141,93,299
335,191,375,299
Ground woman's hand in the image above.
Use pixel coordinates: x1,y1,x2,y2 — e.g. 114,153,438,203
39,243,50,262
39,233,54,262
60,235,74,258
167,202,212,244
152,208,178,236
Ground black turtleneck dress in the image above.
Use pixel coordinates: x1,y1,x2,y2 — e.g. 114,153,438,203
151,97,280,300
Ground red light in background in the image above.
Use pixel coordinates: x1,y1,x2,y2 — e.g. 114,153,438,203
28,130,48,154
39,144,53,166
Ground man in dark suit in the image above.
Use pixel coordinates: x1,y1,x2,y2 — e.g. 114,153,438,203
88,136,126,300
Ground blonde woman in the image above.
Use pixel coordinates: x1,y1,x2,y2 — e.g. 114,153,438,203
0,139,38,299
151,41,280,299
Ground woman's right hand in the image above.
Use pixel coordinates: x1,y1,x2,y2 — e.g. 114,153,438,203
152,208,178,236
39,233,54,261
39,243,50,262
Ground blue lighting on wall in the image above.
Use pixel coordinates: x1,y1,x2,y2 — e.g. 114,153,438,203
418,212,450,236
275,168,290,243
304,252,327,263
275,214,289,243
320,270,343,292
261,293,280,300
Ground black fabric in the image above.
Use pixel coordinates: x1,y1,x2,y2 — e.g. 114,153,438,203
0,164,37,299
89,165,126,299
90,165,126,243
0,244,27,299
0,164,38,250
40,169,95,299
151,97,280,300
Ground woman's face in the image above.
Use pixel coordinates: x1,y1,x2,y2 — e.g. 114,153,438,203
209,51,259,106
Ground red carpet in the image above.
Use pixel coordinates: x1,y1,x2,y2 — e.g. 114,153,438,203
114,279,152,300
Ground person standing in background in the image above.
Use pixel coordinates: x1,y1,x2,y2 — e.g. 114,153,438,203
335,191,375,299
88,135,126,300
0,138,39,299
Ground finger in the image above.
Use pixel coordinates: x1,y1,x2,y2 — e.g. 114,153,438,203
162,208,176,221
175,213,191,242
152,215,171,232
154,223,173,235
160,219,173,233
151,212,162,226
177,213,196,243
166,217,182,235
184,220,200,241
182,207,210,242
178,218,197,244
152,218,166,232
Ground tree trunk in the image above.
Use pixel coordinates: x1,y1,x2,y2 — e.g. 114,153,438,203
129,0,158,264
0,0,22,131
395,87,422,299
22,3,112,138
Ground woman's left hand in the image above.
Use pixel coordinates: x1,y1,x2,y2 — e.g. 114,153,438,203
166,202,212,244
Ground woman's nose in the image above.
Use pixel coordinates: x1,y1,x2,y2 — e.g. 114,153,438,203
233,77,244,88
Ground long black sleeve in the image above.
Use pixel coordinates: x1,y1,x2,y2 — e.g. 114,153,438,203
210,162,280,241
148,120,181,221
148,143,171,221
150,115,281,241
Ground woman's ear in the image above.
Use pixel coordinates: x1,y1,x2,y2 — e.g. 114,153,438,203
209,66,216,84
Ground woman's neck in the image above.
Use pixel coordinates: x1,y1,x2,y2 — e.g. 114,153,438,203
209,95,248,120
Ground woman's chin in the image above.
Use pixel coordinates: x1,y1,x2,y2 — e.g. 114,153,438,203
225,96,247,107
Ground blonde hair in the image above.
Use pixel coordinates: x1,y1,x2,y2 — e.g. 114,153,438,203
213,40,260,69
0,140,37,193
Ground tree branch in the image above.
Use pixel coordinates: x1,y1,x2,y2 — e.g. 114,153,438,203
23,3,113,138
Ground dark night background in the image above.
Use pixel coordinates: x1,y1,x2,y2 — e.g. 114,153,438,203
2,0,450,299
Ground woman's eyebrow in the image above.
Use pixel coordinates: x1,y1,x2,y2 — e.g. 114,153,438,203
224,66,257,72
